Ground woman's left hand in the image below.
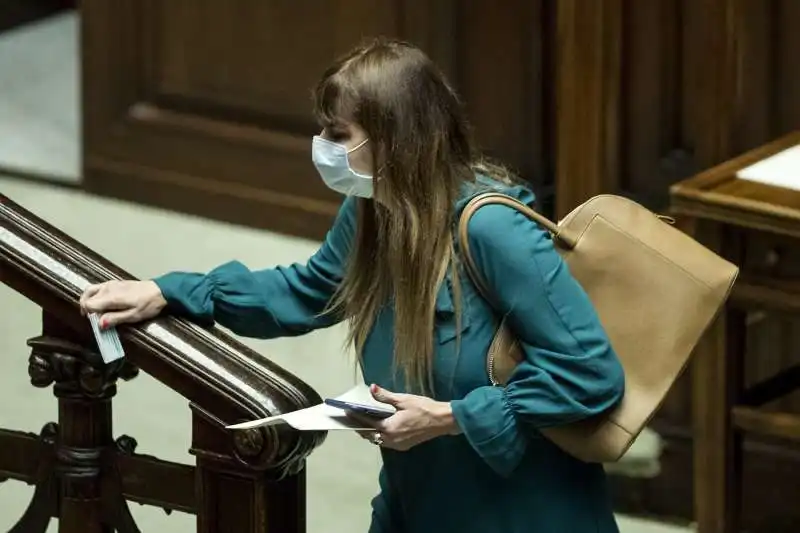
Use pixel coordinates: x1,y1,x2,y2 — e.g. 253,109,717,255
355,384,461,451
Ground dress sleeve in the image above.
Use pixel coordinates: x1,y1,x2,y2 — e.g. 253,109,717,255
450,189,625,476
151,197,356,339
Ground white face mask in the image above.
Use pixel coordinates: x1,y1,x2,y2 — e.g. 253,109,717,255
311,136,373,198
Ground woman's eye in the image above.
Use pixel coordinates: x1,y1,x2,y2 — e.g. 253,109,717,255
322,126,349,142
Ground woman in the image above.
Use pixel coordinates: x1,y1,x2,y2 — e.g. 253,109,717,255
80,38,625,533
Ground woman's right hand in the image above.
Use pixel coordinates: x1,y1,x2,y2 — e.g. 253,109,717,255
79,280,168,329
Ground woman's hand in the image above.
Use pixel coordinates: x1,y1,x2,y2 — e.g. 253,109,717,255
355,384,462,451
79,280,167,328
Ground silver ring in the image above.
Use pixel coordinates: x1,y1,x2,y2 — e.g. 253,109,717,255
370,432,384,446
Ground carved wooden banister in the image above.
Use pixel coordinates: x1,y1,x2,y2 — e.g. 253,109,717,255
0,193,325,533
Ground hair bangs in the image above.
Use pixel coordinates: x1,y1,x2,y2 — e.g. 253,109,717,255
313,69,358,128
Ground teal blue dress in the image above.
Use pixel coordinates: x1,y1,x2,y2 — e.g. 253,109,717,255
153,181,625,533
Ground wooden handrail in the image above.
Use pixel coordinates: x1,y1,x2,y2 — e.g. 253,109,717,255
0,192,324,532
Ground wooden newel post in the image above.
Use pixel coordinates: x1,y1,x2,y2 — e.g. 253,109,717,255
53,372,113,533
14,312,139,533
191,404,317,533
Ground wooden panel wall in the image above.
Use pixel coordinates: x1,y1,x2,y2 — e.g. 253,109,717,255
558,1,800,529
82,0,554,240
82,0,800,527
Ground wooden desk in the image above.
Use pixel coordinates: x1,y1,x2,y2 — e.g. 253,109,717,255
670,131,800,533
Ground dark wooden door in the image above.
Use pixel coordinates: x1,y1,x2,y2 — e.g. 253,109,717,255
82,0,553,240
83,0,381,239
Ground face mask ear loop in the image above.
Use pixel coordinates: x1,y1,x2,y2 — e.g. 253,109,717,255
347,138,369,154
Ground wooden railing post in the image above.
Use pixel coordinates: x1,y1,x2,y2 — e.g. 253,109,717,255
190,405,316,533
12,311,139,533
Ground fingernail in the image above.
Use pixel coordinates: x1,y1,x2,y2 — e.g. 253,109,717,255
100,319,107,329
370,384,379,393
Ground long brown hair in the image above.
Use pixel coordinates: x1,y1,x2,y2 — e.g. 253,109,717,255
314,38,515,394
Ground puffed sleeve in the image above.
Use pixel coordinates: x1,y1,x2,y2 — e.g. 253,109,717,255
151,197,356,339
450,188,625,476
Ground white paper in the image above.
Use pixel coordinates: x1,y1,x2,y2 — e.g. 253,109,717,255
736,145,800,191
226,384,396,431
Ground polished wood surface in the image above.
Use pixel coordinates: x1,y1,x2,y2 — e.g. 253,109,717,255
671,132,800,533
672,132,800,235
0,192,324,531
